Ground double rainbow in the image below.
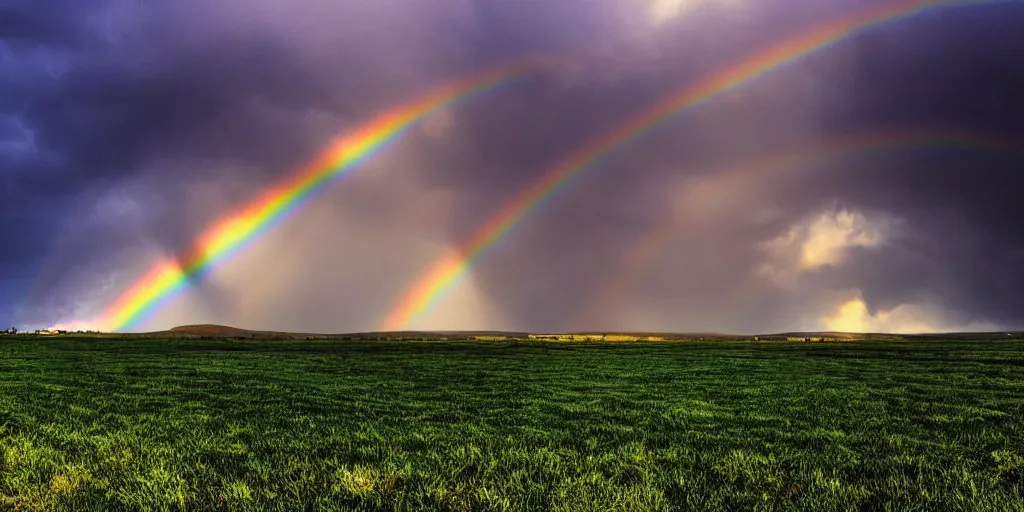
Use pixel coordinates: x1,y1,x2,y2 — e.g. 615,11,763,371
380,0,1019,330
97,59,545,332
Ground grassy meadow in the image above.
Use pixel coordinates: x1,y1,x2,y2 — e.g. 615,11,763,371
1,336,1023,511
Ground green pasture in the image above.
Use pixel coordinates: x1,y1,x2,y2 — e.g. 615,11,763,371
0,337,1022,511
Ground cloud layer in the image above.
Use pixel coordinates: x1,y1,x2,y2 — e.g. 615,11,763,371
3,0,1023,333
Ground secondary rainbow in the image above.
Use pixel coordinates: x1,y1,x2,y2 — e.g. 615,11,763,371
97,59,543,332
380,0,1018,330
567,129,1024,330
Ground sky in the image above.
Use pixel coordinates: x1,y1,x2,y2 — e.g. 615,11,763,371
3,0,1023,334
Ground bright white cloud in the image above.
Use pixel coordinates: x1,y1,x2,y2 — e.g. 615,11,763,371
799,209,884,269
646,0,749,25
758,205,895,287
649,0,692,24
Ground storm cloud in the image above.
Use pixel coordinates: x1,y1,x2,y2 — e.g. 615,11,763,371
3,0,1023,333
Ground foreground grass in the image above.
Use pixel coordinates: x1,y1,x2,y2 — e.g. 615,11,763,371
1,338,1023,511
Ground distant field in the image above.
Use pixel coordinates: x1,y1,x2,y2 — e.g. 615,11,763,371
1,338,1023,511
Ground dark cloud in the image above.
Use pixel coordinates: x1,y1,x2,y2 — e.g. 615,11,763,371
0,1,94,48
3,0,1024,332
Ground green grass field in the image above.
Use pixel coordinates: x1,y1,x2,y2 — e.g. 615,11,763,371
1,337,1023,511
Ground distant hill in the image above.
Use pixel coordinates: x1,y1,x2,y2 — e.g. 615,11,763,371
123,325,1021,341
161,324,310,339
167,324,255,336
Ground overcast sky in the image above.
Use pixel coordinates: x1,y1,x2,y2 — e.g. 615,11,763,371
3,0,1023,334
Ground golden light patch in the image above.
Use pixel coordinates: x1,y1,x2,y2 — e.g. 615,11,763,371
821,298,875,333
407,267,509,331
820,294,1002,334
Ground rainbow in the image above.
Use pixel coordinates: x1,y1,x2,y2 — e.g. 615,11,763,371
97,58,545,332
380,0,1018,330
567,129,1024,330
